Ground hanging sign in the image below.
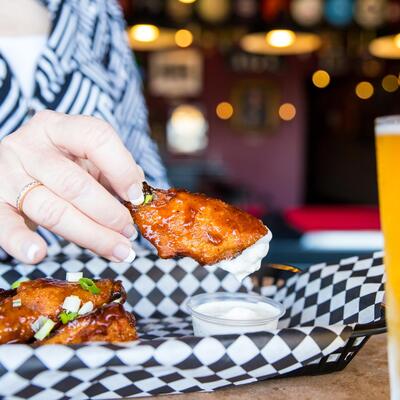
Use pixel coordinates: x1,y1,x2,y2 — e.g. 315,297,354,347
149,48,203,98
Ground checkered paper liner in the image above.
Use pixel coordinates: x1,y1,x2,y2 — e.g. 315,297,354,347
0,243,385,400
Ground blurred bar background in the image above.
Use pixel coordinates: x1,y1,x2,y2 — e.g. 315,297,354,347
119,0,400,266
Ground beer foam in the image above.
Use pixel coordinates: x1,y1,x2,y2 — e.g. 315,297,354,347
375,125,400,135
375,116,400,135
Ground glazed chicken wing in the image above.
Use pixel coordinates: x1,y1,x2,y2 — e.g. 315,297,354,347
41,303,137,345
126,183,268,266
0,278,125,344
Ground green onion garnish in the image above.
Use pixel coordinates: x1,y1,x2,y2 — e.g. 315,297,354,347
11,278,29,290
79,278,100,295
143,194,153,205
59,311,78,324
34,319,56,341
11,281,21,289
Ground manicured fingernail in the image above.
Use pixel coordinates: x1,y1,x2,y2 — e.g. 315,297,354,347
113,243,136,263
122,224,138,241
24,243,39,262
128,183,144,206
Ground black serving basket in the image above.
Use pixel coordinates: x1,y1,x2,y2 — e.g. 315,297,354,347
0,243,386,400
255,258,386,378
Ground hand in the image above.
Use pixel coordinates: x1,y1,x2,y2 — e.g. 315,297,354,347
0,110,145,264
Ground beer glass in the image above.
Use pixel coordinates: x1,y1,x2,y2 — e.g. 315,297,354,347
375,115,400,399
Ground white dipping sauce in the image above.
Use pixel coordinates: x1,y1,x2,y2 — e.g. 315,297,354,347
188,293,285,336
196,300,279,320
208,230,272,282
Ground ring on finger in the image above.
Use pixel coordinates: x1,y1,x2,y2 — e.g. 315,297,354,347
16,180,44,214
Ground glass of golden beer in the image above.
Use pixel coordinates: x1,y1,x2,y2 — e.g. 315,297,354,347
375,115,400,399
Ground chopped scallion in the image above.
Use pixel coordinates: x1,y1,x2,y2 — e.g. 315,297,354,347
31,316,48,333
59,311,78,324
78,301,94,315
143,194,153,205
12,299,22,308
11,278,29,290
62,295,81,313
79,278,100,295
66,272,83,282
34,319,56,340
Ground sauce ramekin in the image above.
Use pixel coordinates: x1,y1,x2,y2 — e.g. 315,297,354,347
186,292,285,336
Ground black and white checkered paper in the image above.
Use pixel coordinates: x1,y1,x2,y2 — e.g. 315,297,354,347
0,243,385,399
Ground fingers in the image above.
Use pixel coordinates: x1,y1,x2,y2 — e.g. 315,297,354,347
30,111,144,203
0,202,47,264
0,110,143,263
21,185,136,262
15,149,136,238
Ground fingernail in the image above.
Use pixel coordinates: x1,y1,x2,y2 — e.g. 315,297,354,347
113,243,136,263
128,183,144,206
23,243,39,262
122,224,138,241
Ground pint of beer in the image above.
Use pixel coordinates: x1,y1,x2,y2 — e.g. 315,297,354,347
375,116,400,399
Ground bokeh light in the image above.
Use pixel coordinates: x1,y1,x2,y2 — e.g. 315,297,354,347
369,34,400,59
175,29,193,48
279,103,296,121
179,0,197,3
129,24,160,43
216,102,234,120
361,59,382,77
395,33,400,49
266,30,296,48
312,70,331,88
290,0,323,27
355,81,374,99
381,74,399,92
197,0,230,23
167,104,208,153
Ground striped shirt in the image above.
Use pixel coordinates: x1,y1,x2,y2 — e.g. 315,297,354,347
0,0,168,256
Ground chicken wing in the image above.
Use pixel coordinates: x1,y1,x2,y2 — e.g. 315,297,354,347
0,278,125,344
41,302,137,345
126,183,268,265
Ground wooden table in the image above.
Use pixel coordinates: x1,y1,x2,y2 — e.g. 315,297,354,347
160,334,389,400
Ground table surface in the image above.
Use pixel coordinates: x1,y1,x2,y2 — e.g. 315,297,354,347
159,334,389,400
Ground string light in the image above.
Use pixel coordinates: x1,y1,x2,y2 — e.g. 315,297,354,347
266,30,296,48
381,74,399,92
312,70,331,88
175,29,193,48
216,102,234,120
129,24,159,43
241,31,321,55
355,81,374,99
279,103,296,121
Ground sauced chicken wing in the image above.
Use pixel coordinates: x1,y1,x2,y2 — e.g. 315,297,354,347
0,278,125,344
41,303,137,344
126,183,268,266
